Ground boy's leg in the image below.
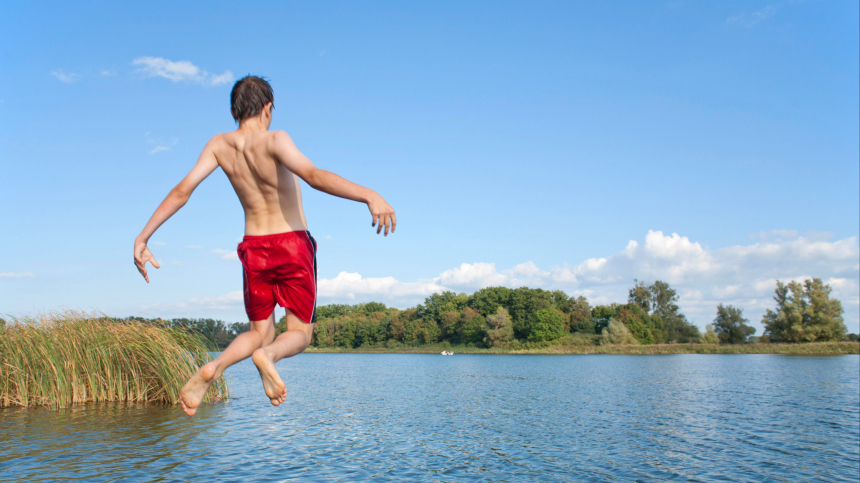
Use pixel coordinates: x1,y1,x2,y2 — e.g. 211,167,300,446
251,308,314,406
179,310,277,416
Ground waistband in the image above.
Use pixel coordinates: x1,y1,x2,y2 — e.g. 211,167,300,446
241,230,311,243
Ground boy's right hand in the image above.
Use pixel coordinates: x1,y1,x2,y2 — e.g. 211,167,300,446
134,240,161,283
367,193,396,236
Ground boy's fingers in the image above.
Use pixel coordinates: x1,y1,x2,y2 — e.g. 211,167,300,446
151,258,160,269
391,213,397,233
383,217,389,236
372,214,377,227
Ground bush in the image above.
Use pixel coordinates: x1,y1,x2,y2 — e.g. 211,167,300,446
529,309,565,342
600,319,639,345
559,333,599,347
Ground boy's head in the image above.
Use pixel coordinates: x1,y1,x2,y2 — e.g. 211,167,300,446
230,75,274,125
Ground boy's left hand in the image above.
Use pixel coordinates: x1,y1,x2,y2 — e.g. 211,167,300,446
134,240,161,283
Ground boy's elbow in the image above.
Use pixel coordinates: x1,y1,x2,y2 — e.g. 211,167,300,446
170,186,192,204
303,168,322,188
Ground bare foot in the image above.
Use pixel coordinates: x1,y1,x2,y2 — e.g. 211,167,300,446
252,348,287,406
179,362,217,416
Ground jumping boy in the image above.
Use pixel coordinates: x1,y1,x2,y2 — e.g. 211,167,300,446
133,76,396,416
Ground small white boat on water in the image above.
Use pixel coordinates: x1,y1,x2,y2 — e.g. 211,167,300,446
440,351,454,355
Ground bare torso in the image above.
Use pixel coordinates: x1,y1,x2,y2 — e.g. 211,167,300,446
211,130,308,236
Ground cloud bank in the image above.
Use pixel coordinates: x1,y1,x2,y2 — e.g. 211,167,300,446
130,230,860,331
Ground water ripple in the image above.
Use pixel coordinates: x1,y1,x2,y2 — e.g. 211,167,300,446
1,354,858,482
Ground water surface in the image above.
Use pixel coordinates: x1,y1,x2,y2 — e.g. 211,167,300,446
1,354,858,482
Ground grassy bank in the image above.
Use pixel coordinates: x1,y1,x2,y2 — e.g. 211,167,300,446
305,341,860,355
0,311,229,409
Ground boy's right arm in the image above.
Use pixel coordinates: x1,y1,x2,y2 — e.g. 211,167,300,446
269,130,397,236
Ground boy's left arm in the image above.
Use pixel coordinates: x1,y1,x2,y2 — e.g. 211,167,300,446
134,139,220,283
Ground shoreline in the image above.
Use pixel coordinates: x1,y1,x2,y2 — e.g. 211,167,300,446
303,341,860,356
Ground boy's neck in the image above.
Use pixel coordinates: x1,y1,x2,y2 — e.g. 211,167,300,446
237,118,269,132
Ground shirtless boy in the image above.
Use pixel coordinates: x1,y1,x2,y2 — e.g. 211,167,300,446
134,76,396,416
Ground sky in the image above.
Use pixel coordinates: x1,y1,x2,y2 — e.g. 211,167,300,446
1,0,858,334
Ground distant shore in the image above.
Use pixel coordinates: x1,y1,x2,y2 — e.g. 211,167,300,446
304,341,860,355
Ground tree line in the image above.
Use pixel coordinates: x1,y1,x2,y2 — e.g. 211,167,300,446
92,277,851,350
308,277,852,349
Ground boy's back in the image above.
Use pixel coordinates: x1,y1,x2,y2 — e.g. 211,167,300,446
210,129,308,236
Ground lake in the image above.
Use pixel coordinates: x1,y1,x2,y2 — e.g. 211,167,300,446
1,354,858,482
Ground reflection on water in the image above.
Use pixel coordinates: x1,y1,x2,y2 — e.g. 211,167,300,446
1,354,858,482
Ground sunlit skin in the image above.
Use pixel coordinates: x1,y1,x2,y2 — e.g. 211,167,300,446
134,102,396,416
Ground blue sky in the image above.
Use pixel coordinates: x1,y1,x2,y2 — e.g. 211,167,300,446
2,1,858,333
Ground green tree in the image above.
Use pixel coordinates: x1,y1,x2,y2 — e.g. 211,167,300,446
314,321,329,347
550,290,571,313
592,305,616,334
762,278,845,342
419,291,468,325
484,307,514,347
528,308,565,342
460,308,489,345
713,304,755,344
600,319,639,345
628,279,652,312
467,286,513,316
439,311,462,342
569,296,595,334
360,301,388,315
316,304,358,319
420,319,441,344
701,324,719,344
508,288,554,339
612,304,656,344
647,281,699,343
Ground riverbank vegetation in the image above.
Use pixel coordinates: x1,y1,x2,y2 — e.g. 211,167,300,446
0,311,229,409
303,278,853,352
305,341,859,355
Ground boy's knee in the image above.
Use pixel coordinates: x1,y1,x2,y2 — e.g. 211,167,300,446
250,321,275,344
297,324,313,348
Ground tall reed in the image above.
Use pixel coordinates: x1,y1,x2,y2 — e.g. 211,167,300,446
0,310,229,409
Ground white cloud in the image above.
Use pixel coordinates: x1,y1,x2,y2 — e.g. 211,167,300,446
187,291,244,310
146,134,178,155
50,69,80,83
211,249,239,261
129,230,860,331
132,57,234,86
438,262,506,288
727,4,779,27
317,230,860,330
0,272,34,278
319,271,445,300
151,241,166,246
100,69,117,77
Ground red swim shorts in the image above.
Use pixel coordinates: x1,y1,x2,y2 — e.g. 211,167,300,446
237,230,317,323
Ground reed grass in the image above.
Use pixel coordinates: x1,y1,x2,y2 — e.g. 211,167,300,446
0,310,229,409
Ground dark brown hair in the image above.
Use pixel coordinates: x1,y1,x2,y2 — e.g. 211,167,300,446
230,75,274,123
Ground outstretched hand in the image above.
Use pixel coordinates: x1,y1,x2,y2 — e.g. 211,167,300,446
367,194,396,236
134,240,161,283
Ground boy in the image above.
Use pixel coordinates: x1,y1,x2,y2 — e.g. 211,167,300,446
134,76,396,416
